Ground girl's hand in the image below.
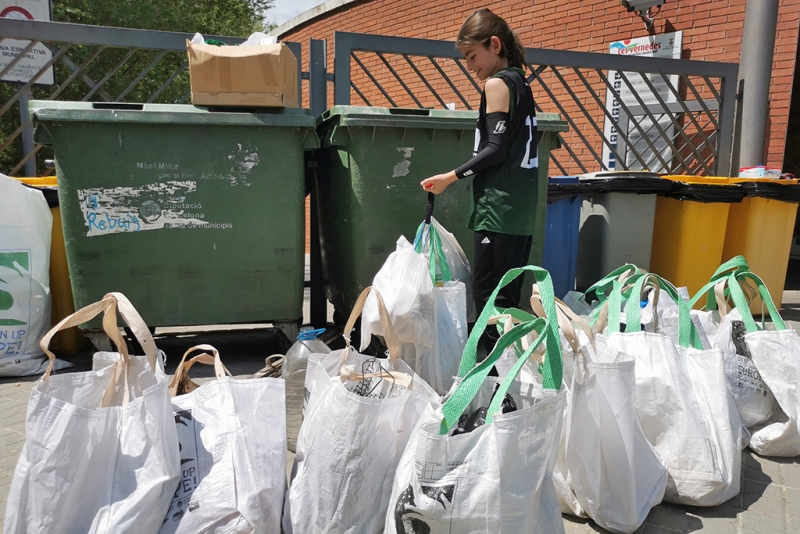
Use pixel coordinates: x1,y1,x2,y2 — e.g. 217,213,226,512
421,171,458,194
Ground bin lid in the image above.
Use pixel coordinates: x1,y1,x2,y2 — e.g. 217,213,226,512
730,178,800,202
13,176,56,187
664,182,746,203
578,171,672,195
662,175,737,185
547,176,589,203
30,101,317,128
549,176,580,185
317,106,569,132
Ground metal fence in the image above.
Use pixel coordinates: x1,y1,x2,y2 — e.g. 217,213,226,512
0,22,739,178
333,32,739,176
0,19,305,177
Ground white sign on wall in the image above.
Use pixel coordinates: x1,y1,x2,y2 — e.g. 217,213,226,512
601,32,682,172
0,0,53,85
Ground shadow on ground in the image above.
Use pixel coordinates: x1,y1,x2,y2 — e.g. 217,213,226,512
0,323,349,385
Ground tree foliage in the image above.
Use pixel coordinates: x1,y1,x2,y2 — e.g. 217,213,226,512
1,0,274,175
53,0,274,36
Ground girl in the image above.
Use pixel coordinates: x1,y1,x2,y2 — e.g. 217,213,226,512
421,8,538,352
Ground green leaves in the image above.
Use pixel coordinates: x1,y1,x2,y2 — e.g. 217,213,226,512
53,0,275,35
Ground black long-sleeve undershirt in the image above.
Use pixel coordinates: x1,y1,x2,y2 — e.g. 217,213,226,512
455,111,510,180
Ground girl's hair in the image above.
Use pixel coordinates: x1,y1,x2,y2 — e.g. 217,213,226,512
456,8,527,70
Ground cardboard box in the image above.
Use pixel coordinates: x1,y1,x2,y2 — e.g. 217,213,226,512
187,41,298,108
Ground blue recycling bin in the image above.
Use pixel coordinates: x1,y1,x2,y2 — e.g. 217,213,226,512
543,177,587,298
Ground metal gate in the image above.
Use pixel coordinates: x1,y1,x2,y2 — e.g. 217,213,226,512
330,31,738,177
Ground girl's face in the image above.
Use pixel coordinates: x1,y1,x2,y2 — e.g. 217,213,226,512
459,36,505,82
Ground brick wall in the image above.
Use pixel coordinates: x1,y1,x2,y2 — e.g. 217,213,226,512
291,0,800,252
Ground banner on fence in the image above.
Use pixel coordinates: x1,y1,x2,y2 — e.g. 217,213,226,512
601,32,682,172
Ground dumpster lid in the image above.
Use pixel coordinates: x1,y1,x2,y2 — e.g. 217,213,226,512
578,171,671,194
318,106,569,132
665,182,746,203
30,101,317,128
318,106,478,130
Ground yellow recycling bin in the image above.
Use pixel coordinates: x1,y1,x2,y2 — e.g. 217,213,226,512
13,177,88,355
650,176,746,300
723,178,800,315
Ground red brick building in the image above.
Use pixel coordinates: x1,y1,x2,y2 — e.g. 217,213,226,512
274,0,800,251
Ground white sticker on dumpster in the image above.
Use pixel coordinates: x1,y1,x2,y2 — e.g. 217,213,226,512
392,147,414,178
77,181,231,237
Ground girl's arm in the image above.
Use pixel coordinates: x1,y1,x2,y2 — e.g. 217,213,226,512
421,77,511,194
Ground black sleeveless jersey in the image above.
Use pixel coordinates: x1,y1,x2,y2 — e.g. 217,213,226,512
467,67,539,235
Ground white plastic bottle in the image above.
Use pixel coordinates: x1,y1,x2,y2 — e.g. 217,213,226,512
283,327,331,452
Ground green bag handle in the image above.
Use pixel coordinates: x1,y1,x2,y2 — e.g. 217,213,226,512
605,278,625,335
726,271,787,332
587,264,645,326
689,255,751,310
586,264,645,302
440,318,550,434
491,307,537,357
458,266,562,390
604,274,651,336
608,273,704,350
414,222,452,284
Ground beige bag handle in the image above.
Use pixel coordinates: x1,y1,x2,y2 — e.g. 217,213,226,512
639,275,661,332
713,277,759,319
592,303,609,335
168,344,231,397
530,285,597,354
338,366,414,389
39,293,159,407
253,354,284,379
343,286,401,361
714,279,732,318
339,286,414,388
39,292,158,378
108,291,159,372
39,294,127,379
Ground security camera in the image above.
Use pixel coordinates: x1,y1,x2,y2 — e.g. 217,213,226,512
621,0,666,11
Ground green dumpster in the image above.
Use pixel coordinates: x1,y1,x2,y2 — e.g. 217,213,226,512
315,106,568,319
32,101,318,334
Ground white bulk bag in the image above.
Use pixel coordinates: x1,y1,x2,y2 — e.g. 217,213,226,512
386,265,566,533
536,295,668,534
160,345,286,534
0,175,70,376
690,261,776,430
725,270,800,457
604,274,742,506
4,293,180,534
285,287,440,534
